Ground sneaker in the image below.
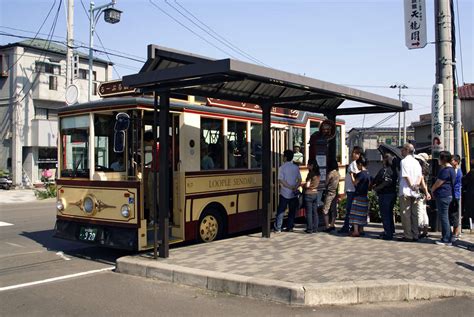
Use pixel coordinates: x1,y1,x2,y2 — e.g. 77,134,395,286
451,236,458,243
272,228,282,233
284,228,294,232
304,229,313,234
435,240,452,246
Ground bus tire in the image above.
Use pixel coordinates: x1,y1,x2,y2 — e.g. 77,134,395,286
198,208,225,243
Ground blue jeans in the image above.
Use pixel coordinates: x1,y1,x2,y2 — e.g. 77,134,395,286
305,193,319,232
341,192,355,231
274,195,299,231
436,196,452,243
378,193,396,239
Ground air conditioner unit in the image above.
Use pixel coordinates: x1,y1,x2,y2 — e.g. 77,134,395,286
0,70,8,78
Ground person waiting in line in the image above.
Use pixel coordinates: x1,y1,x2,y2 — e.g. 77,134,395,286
322,159,340,233
201,145,215,170
348,155,370,237
372,153,398,240
338,146,362,234
273,150,302,233
431,151,457,246
414,153,431,239
398,143,423,242
450,154,462,241
303,159,320,234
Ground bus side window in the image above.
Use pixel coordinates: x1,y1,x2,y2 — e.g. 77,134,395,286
201,117,224,170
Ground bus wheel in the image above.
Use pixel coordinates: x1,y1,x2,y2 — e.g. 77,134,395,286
198,210,224,242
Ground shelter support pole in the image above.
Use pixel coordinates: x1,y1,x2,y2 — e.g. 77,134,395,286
261,103,272,238
153,93,159,259
326,113,337,165
159,91,170,258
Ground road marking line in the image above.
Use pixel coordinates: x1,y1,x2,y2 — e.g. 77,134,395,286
55,251,72,261
5,242,25,248
0,267,115,292
0,221,13,227
0,250,44,258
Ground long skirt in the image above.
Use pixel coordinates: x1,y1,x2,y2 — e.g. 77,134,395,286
349,195,368,226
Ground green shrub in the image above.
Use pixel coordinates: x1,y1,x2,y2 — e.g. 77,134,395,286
35,182,57,199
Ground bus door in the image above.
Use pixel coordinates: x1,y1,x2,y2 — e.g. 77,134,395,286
143,113,181,244
271,127,288,218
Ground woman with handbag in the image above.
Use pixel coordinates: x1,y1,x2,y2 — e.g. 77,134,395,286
372,153,398,240
304,159,321,234
349,155,370,237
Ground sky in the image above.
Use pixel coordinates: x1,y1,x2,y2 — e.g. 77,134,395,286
0,0,473,129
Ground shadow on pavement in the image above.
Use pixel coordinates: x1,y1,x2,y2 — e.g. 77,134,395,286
456,261,474,272
20,229,132,265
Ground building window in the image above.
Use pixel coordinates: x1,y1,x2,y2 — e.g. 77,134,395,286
0,54,8,77
35,61,60,75
78,69,97,80
93,82,98,95
227,120,247,169
49,76,58,90
35,108,57,120
201,117,223,170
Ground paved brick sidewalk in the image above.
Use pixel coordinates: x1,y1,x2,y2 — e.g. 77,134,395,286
159,224,474,287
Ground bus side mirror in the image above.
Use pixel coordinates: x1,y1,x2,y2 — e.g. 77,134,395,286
114,113,130,153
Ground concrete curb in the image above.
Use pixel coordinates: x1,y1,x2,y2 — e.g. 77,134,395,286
116,256,474,306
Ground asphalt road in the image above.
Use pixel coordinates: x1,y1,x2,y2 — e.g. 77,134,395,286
1,200,473,316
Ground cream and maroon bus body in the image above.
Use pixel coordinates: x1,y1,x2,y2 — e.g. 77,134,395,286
54,96,346,251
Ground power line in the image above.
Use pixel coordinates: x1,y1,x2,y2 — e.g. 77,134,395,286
17,0,63,104
79,0,120,78
169,0,269,66
0,25,146,63
455,0,465,84
1,31,145,66
148,0,239,59
4,0,57,73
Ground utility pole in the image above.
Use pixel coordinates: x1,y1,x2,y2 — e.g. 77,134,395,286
435,0,454,153
390,84,408,145
66,0,74,87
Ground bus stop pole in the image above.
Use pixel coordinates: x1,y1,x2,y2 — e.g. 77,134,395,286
261,103,271,238
153,93,159,259
159,91,170,258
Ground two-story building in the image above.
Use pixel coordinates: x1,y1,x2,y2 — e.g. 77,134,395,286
0,39,112,186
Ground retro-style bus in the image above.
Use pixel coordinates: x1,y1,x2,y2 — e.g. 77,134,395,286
54,90,347,251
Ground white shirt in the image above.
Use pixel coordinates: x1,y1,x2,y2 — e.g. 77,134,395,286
279,161,302,199
344,160,360,193
399,155,422,197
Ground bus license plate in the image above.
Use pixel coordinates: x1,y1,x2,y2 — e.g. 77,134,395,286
79,227,98,241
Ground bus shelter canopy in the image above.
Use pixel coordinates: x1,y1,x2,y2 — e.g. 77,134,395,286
123,45,411,116
122,45,412,258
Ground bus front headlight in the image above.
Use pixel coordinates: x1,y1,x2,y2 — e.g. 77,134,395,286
121,204,130,218
83,196,95,214
56,199,64,211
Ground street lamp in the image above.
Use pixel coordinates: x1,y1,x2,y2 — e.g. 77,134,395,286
390,84,408,146
88,0,122,101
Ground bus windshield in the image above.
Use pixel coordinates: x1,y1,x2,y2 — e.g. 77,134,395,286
60,115,90,178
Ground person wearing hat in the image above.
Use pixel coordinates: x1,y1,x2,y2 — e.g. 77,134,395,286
414,153,432,239
293,143,304,165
